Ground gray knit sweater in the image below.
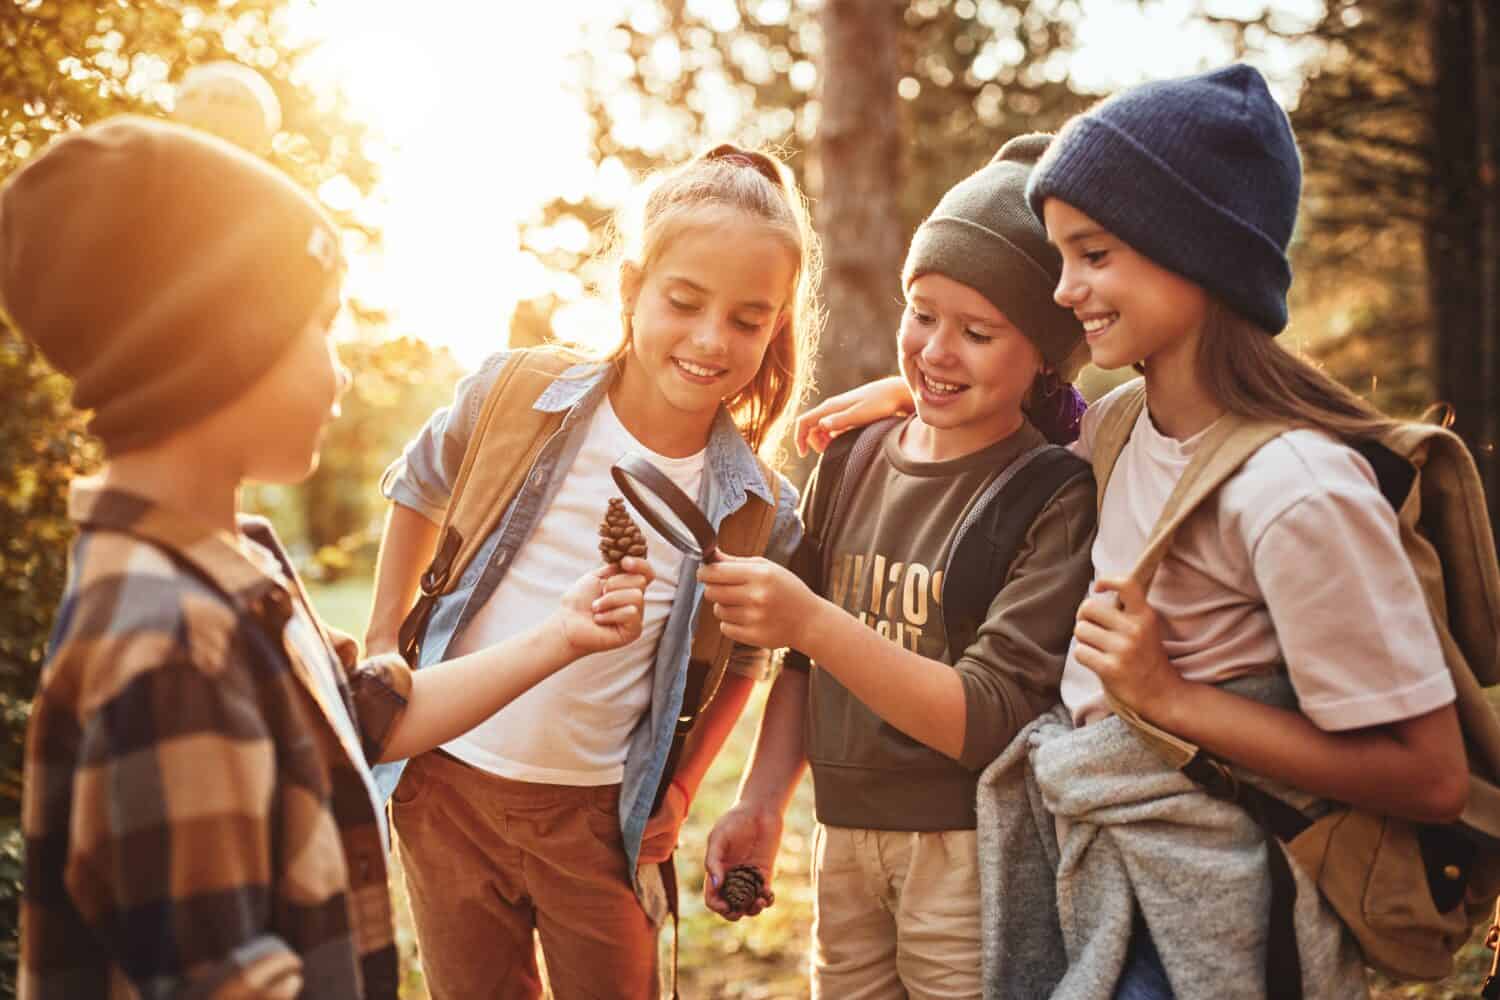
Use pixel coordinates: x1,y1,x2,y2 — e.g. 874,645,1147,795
976,677,1368,1000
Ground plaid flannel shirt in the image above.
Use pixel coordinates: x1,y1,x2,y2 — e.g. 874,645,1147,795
20,482,412,999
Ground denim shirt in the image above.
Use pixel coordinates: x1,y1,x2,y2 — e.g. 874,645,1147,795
371,350,801,917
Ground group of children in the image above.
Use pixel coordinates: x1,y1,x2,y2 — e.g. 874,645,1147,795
5,60,1478,1000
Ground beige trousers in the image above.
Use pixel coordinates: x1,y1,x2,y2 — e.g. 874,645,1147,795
811,824,983,1000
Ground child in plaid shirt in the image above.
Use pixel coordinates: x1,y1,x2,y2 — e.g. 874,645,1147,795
4,116,651,999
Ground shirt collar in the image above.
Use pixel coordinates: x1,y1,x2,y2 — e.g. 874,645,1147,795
69,477,286,610
704,407,776,515
532,361,613,413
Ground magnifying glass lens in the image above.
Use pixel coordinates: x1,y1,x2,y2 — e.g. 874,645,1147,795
623,480,700,556
611,455,719,562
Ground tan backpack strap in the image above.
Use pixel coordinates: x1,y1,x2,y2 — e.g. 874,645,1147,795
398,348,584,663
1089,379,1149,516
1107,414,1289,762
1095,409,1306,1000
441,349,582,584
1126,416,1288,593
655,471,781,999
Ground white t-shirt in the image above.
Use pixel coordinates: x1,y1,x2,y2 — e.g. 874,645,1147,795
443,395,705,785
1062,384,1455,731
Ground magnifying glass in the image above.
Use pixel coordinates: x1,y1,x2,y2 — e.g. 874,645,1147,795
611,453,720,563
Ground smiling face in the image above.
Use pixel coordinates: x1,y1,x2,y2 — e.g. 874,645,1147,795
617,211,796,438
898,272,1043,458
1043,198,1209,374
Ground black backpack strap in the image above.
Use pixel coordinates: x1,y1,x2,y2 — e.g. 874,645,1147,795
942,445,1091,657
783,417,901,673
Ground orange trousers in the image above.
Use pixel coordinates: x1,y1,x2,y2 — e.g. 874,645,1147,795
393,751,658,999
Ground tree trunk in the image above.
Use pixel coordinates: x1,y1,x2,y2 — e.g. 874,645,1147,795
812,0,907,410
1427,0,1500,544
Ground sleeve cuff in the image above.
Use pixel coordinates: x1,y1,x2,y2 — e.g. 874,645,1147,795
1300,669,1457,732
199,935,303,999
380,469,446,526
350,651,415,763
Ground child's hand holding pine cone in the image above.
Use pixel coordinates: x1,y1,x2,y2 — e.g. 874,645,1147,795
717,864,768,918
553,500,653,659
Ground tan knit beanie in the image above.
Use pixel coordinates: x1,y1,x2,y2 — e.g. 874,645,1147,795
0,115,342,454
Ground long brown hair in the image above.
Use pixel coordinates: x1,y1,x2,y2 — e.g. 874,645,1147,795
607,145,823,463
1198,301,1399,441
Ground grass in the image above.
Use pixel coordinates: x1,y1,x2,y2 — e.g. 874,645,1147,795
304,577,1497,999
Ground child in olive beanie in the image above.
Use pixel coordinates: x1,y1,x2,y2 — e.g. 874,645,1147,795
904,132,1088,442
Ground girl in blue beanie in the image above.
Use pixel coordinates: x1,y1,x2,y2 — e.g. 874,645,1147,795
794,64,1468,999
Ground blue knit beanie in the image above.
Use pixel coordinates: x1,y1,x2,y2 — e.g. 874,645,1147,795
1026,63,1302,333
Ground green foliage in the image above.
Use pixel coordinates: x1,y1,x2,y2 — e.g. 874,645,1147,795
0,328,99,997
0,0,377,227
0,331,99,801
0,826,20,1000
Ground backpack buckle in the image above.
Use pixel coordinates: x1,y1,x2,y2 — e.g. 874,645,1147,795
1183,751,1240,802
420,527,462,596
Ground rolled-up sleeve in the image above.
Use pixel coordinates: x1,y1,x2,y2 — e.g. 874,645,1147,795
725,473,804,680
955,474,1097,770
380,350,512,524
347,652,415,765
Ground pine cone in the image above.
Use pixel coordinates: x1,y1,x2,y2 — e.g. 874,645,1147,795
598,497,648,567
719,864,765,916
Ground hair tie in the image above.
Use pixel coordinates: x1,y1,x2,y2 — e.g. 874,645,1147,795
702,144,784,188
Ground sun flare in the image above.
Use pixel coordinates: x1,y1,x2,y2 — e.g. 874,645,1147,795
286,0,606,364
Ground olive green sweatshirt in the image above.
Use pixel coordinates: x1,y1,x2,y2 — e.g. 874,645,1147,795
805,417,1096,831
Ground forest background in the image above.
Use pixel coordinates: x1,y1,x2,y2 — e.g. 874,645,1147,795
1,0,1496,996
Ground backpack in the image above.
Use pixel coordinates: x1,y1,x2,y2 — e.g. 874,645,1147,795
785,416,1092,673
1088,379,1500,997
396,347,782,811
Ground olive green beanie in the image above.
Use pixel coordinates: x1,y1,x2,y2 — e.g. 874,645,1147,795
0,115,343,454
902,133,1085,379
